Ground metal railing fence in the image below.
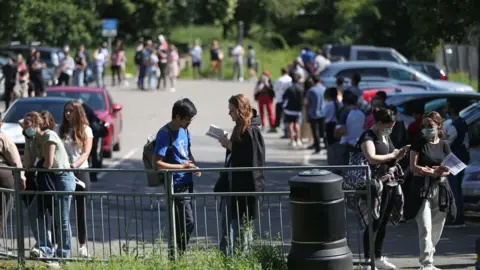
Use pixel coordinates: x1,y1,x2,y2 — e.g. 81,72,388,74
0,165,374,268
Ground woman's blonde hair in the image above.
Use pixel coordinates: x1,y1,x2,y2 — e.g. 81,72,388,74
229,94,252,141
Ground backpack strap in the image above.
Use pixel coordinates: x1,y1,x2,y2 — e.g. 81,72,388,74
186,129,195,163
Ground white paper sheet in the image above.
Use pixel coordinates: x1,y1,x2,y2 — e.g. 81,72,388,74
205,124,228,140
441,152,467,176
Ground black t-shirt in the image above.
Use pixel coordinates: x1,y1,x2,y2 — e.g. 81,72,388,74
358,129,395,156
211,48,219,60
74,51,86,66
411,137,451,167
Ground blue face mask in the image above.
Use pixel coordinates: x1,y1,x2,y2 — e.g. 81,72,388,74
422,128,435,137
25,128,36,137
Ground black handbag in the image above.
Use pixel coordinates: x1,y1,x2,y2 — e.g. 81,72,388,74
214,152,231,192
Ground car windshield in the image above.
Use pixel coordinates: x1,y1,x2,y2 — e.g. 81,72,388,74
3,101,65,123
46,91,106,110
391,50,409,64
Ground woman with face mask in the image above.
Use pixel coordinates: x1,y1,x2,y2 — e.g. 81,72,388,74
407,111,456,270
358,107,410,270
22,111,75,259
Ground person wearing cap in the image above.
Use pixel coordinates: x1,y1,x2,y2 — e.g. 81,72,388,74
254,70,276,132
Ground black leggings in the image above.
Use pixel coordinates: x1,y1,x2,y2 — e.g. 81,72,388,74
363,185,395,259
52,171,90,245
325,122,338,147
157,62,168,89
111,65,121,85
57,73,71,86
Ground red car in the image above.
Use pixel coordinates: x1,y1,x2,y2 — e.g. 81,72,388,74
45,86,123,158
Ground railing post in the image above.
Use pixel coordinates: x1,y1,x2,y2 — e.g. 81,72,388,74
165,171,177,260
13,170,25,266
367,167,375,270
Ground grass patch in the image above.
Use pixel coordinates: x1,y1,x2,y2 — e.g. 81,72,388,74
63,244,287,270
448,72,478,91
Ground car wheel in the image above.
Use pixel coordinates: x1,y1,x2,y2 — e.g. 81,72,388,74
113,140,120,152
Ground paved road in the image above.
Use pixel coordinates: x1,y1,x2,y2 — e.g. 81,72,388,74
1,80,478,269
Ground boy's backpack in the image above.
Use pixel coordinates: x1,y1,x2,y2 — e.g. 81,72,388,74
134,51,144,66
143,126,174,187
143,127,192,187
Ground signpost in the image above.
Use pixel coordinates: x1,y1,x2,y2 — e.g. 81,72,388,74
102,18,118,56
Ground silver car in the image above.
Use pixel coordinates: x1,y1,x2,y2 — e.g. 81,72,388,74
320,60,475,92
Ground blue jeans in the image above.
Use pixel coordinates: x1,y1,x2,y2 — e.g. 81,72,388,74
147,66,156,89
219,197,253,256
137,66,146,89
94,65,104,88
28,172,75,258
447,171,465,224
73,69,84,87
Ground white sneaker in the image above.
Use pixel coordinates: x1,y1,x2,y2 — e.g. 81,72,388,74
296,140,303,147
363,259,378,270
30,247,44,258
289,141,298,148
239,77,244,82
78,245,90,258
170,88,176,92
375,256,396,269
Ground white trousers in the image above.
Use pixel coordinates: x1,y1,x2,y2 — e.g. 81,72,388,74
415,184,446,266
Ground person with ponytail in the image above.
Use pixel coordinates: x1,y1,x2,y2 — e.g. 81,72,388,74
59,101,93,258
216,94,265,255
22,111,75,258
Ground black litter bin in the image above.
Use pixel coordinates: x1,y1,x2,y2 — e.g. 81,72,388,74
287,169,352,270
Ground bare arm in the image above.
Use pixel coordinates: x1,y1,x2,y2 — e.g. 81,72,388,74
153,155,186,170
71,137,93,168
361,140,395,164
43,142,55,169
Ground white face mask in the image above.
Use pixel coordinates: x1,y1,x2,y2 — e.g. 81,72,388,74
380,127,393,136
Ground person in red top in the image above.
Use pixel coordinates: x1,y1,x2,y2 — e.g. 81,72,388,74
407,104,424,142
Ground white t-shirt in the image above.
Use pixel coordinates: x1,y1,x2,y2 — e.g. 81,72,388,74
94,51,106,67
232,45,244,63
190,46,202,63
63,126,94,168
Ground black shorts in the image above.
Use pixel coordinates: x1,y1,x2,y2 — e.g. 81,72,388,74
284,114,299,123
192,61,201,68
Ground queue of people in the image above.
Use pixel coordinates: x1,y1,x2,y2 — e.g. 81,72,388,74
258,58,472,269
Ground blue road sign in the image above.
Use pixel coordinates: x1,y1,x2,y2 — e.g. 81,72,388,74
102,19,117,31
102,19,118,37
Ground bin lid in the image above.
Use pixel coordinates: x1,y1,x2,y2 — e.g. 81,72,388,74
298,169,332,177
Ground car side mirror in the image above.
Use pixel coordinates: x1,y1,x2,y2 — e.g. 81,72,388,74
112,104,123,112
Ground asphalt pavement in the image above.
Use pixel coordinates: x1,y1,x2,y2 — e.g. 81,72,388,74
0,79,478,269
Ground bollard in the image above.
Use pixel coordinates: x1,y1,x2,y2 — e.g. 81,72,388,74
476,238,480,270
287,169,353,270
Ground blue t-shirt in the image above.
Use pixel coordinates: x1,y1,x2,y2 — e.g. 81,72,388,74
153,125,193,186
306,85,326,120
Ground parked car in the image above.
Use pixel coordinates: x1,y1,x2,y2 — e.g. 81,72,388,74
409,61,448,80
385,90,480,128
45,86,123,158
1,97,75,155
460,102,480,202
1,97,107,170
0,45,60,86
319,61,475,92
328,45,409,64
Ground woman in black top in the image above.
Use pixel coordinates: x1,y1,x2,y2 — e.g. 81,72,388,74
217,94,265,255
358,107,409,269
407,111,455,270
2,56,16,110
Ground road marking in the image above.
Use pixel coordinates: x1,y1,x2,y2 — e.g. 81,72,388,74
98,148,139,179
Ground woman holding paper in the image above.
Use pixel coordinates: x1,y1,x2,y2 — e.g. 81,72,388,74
216,94,265,255
406,111,456,270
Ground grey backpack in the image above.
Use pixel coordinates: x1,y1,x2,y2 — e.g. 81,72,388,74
143,127,173,187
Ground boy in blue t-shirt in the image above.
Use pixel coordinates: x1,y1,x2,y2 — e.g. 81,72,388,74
153,98,200,251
